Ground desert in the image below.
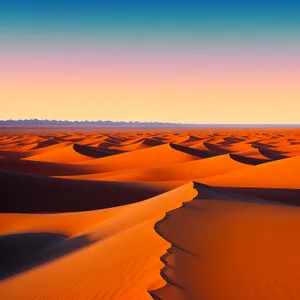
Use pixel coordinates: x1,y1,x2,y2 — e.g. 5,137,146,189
0,128,300,300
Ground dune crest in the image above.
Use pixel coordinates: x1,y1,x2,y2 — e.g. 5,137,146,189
150,182,300,299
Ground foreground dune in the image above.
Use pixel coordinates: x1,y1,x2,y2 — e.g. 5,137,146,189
1,128,300,300
151,183,300,300
0,170,174,213
0,183,197,299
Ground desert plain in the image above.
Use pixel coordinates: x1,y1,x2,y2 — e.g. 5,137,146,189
0,128,300,300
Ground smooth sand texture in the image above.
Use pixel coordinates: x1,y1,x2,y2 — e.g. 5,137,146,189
151,183,300,300
203,155,300,188
59,154,250,182
0,128,300,300
24,144,92,163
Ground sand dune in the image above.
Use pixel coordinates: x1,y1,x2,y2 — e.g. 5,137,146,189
77,135,108,146
229,153,269,165
1,129,300,300
109,139,147,151
0,183,197,299
257,146,286,160
203,155,300,189
9,143,39,151
1,141,74,160
77,144,202,171
32,138,61,149
151,183,300,300
0,157,99,176
73,143,123,158
24,144,93,163
109,138,164,151
234,148,270,159
0,170,172,213
62,153,249,182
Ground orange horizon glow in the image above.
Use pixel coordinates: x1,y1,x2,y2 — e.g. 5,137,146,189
1,47,300,123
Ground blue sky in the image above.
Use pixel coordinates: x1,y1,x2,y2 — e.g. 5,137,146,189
1,0,300,36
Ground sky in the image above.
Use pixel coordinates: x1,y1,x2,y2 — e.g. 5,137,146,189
1,0,300,124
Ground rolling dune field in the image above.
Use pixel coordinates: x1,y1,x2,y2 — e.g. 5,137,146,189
0,128,300,300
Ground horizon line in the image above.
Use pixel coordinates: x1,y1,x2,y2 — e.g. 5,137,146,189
1,119,300,127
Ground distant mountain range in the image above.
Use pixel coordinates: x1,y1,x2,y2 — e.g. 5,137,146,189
0,119,299,128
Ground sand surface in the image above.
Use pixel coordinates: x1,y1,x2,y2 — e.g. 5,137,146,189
0,128,300,299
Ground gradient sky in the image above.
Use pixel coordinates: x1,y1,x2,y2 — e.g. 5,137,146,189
1,0,300,123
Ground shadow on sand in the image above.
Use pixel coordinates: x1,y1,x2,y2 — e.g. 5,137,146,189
216,186,300,206
73,143,123,158
170,143,218,159
229,153,269,166
0,232,92,280
0,170,165,213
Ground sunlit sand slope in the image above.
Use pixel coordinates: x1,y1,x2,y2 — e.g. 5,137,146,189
151,183,300,300
0,183,197,300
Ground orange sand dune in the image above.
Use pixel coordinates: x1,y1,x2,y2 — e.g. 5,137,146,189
27,140,71,153
0,142,39,151
272,144,300,156
0,205,128,237
59,135,86,142
234,147,270,159
169,135,194,144
0,141,74,160
203,155,300,189
0,157,100,176
0,183,197,300
203,141,231,154
73,143,124,158
285,151,300,157
62,154,250,182
24,144,94,163
15,143,40,150
229,153,269,165
151,183,300,300
180,135,203,144
0,149,33,159
186,140,213,150
77,144,202,171
109,139,147,151
257,146,286,160
0,170,172,213
115,137,145,146
31,138,61,149
76,135,108,146
97,140,119,149
109,138,164,151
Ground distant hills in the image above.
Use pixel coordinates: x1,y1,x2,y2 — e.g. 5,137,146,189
0,119,299,128
0,119,199,127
